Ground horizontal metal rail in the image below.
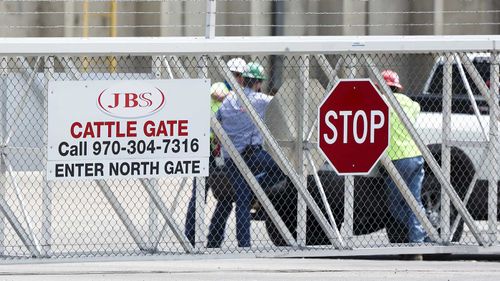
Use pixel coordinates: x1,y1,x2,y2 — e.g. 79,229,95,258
0,36,498,56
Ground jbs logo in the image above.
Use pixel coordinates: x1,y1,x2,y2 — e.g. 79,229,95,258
97,83,165,118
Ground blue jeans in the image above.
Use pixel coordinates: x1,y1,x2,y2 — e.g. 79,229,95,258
385,156,427,243
207,148,285,248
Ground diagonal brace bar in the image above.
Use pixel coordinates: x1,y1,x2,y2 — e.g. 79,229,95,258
96,180,149,251
140,178,194,253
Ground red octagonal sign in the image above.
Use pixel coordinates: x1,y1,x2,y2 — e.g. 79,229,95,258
318,79,390,175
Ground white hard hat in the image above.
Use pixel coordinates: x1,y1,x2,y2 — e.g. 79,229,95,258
227,58,247,74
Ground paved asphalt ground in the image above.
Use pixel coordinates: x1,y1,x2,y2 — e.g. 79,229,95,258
0,256,499,281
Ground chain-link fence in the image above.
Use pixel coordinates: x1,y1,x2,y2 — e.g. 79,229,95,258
0,37,498,259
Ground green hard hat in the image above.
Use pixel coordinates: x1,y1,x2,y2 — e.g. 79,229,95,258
242,62,267,80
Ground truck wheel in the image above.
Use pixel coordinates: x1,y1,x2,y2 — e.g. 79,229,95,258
264,179,297,247
264,173,383,246
421,178,465,242
421,144,474,242
264,173,346,246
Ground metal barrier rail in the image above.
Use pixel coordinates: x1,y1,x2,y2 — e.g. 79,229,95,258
0,36,497,259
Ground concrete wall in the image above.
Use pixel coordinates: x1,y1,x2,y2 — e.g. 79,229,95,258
0,2,39,37
368,0,411,35
442,0,499,35
135,2,160,37
223,0,251,36
317,0,343,36
0,0,497,37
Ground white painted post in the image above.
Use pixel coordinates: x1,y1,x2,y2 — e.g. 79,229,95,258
146,57,163,250
296,55,309,246
487,53,499,244
342,55,356,247
0,57,7,255
42,56,54,256
195,56,208,251
441,54,452,242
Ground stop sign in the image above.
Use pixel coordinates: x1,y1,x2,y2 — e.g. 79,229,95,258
318,79,390,175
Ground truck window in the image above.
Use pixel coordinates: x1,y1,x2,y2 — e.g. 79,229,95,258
427,59,490,97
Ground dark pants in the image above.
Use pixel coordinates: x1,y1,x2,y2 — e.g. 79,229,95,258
184,157,215,247
385,156,427,243
207,147,285,248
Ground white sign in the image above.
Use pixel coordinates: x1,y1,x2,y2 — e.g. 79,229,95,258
47,79,210,180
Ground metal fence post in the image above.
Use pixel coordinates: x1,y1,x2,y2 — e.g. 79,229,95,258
42,56,55,256
308,54,343,235
145,56,163,250
342,54,356,247
449,53,494,240
0,57,7,255
195,56,208,251
0,57,44,257
487,53,499,245
441,53,452,242
296,55,309,246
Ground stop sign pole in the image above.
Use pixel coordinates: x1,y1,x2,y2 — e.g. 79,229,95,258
318,79,390,175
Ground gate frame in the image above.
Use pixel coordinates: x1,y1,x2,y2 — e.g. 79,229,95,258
0,35,498,259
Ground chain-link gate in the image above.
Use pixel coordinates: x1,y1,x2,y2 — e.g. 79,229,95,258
0,37,498,259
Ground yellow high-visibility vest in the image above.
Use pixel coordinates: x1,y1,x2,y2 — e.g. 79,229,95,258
388,93,422,160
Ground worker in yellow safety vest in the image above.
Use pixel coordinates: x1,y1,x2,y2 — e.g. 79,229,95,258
381,69,429,245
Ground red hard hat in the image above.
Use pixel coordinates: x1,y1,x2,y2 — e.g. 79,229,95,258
381,69,403,90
